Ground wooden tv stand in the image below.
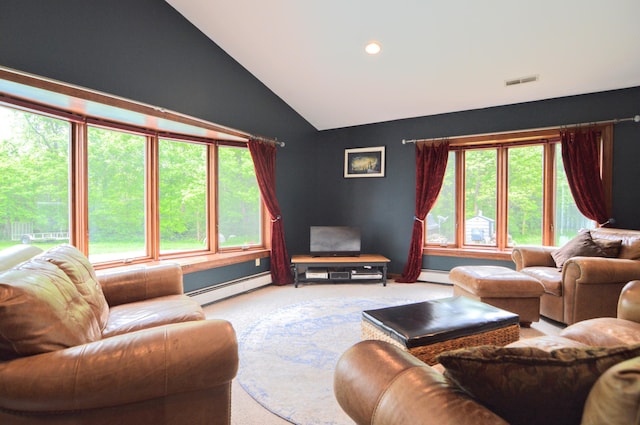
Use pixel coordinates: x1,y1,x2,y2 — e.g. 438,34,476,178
291,254,390,288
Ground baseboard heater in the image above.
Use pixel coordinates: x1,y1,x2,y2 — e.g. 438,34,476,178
417,269,452,285
187,272,272,306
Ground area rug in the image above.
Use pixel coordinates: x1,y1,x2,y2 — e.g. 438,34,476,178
237,296,427,425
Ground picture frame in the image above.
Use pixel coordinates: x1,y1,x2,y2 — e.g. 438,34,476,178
344,146,385,178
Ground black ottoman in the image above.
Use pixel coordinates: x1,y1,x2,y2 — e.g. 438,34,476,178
362,296,520,365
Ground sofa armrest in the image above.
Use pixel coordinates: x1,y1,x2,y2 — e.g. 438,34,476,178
560,257,640,324
97,263,184,306
563,257,640,286
581,356,640,425
511,245,556,270
334,340,508,425
0,319,237,414
618,280,640,323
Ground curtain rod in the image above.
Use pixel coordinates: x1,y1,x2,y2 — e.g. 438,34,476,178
401,114,640,145
249,134,285,147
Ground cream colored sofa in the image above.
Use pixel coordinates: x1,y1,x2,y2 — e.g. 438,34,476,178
512,227,640,324
0,244,238,425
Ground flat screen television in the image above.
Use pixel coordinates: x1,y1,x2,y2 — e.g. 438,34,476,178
310,226,361,257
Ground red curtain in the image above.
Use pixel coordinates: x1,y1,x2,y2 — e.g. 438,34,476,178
397,141,450,283
560,128,609,225
248,138,293,285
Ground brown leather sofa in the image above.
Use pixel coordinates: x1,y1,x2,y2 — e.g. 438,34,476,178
334,280,640,425
512,227,640,325
0,244,238,425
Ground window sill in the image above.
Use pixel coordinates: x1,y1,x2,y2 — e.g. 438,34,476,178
94,249,271,274
423,246,513,262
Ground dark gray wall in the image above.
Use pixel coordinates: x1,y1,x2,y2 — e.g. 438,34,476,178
0,0,316,287
313,88,640,273
2,1,639,279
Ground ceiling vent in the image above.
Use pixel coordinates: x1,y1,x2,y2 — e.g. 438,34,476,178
505,75,539,87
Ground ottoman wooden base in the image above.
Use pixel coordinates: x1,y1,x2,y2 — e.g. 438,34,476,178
362,296,520,365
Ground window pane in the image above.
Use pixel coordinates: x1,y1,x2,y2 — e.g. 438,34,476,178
159,139,207,252
554,143,594,245
464,149,497,245
0,106,70,250
508,145,543,246
218,146,261,247
427,151,455,245
87,127,146,262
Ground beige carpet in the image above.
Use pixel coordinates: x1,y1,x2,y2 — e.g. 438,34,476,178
203,280,563,425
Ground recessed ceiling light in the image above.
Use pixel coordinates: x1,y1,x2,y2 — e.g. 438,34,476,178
365,41,381,55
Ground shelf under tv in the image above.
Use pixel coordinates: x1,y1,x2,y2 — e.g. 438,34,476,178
291,254,390,288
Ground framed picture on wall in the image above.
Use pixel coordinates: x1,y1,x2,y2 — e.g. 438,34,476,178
344,146,385,178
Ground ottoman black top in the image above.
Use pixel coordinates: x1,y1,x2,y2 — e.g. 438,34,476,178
362,296,519,348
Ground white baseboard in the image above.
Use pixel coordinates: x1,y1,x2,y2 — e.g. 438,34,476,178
187,272,272,305
417,269,452,285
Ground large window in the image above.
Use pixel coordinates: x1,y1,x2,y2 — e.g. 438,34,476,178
554,143,593,245
464,148,497,246
88,126,147,262
426,130,610,256
0,105,70,249
507,145,544,246
0,72,265,266
426,151,455,245
159,138,208,254
217,145,262,248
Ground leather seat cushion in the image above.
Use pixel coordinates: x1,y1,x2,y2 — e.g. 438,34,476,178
560,317,640,346
450,266,544,297
507,335,588,351
520,266,562,296
103,295,205,338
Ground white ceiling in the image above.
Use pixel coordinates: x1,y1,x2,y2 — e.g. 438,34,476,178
166,0,640,131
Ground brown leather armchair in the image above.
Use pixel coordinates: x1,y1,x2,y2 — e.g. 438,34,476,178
512,228,640,324
0,244,238,425
334,280,640,425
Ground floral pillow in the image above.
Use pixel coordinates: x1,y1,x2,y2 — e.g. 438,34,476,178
437,344,640,425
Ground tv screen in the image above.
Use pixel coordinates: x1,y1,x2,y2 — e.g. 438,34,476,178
310,226,361,257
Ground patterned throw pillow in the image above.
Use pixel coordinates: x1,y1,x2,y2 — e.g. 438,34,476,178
437,344,640,425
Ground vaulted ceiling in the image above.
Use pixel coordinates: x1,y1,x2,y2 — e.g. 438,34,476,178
166,1,640,130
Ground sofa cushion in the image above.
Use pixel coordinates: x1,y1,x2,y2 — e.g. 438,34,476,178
551,230,607,269
506,335,588,351
102,294,205,338
520,266,562,296
592,237,623,258
619,238,640,260
0,260,102,360
560,317,640,347
580,356,640,425
437,344,640,425
37,244,109,330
